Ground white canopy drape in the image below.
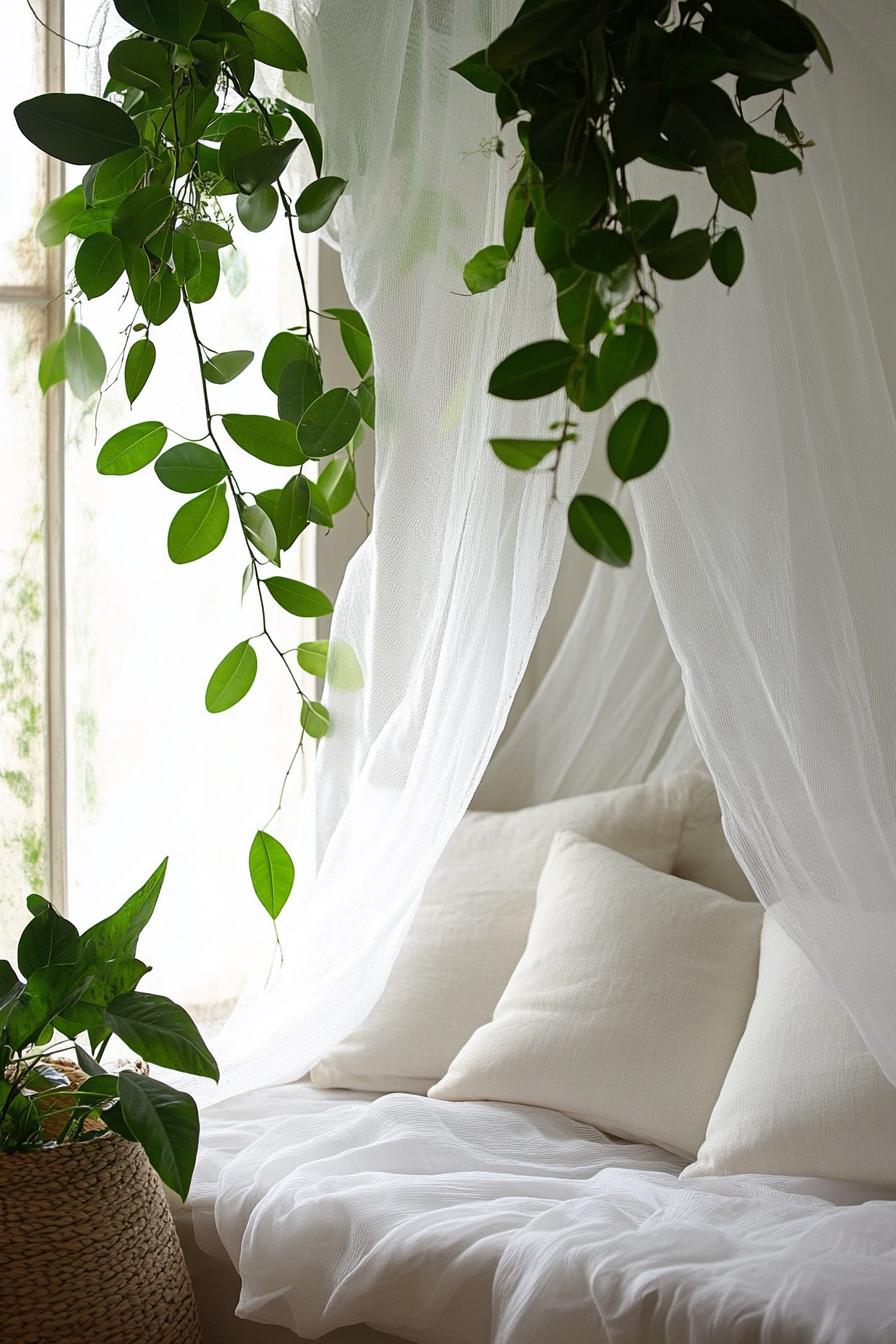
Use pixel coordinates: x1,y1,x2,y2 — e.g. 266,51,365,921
205,0,896,1102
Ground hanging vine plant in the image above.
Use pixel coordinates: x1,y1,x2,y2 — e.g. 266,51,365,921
455,0,831,566
15,0,373,927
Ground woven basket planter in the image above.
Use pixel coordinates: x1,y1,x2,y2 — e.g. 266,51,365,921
0,1132,201,1344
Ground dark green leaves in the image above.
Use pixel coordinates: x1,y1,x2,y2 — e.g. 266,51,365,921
241,10,307,70
206,641,257,712
75,233,125,298
167,485,229,563
117,1071,200,1203
648,229,711,280
104,990,219,1079
249,831,294,920
490,438,559,471
596,326,658,399
81,859,167,962
489,340,577,401
262,331,313,394
262,577,333,618
97,422,167,476
276,100,323,176
297,389,361,459
113,0,206,44
707,152,757,216
222,413,305,467
568,495,633,568
463,245,510,295
143,268,181,326
274,474,311,551
355,376,375,429
237,186,279,232
14,93,139,164
323,309,373,378
107,38,171,94
295,176,347,233
240,503,278,563
111,183,173,245
450,50,503,94
36,185,86,246
607,400,670,482
155,443,228,493
125,339,156,404
711,227,745,286
319,457,355,514
277,350,323,426
747,130,802,175
94,149,149,203
232,140,299,195
17,905,79,979
202,350,254,385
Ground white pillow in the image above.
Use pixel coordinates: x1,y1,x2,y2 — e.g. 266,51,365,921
682,915,896,1187
430,833,763,1158
672,773,757,902
311,773,705,1095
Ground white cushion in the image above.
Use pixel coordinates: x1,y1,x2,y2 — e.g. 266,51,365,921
672,773,757,902
311,773,705,1095
430,833,763,1158
682,915,896,1187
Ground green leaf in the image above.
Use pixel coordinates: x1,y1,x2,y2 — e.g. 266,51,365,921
167,485,229,564
222,413,305,467
711,228,745,287
14,93,139,164
488,340,577,401
503,182,528,259
746,130,802,175
707,152,757,216
295,176,347,234
355,376,375,429
218,125,262,180
93,149,148,206
105,990,219,1080
648,228,711,281
450,49,502,94
155,442,228,493
627,196,679,252
486,2,600,69
172,228,202,285
97,421,167,476
319,457,356,514
237,186,279,232
202,349,254,385
607,400,670,482
143,268,181,325
232,140,299,196
322,308,373,379
800,12,833,72
262,332,312,394
75,233,125,298
186,245,221,304
18,905,80,979
25,895,50,918
69,204,116,239
296,640,328,678
242,10,307,70
36,185,86,247
544,146,609,230
240,502,279,562
113,0,206,44
262,576,333,618
463,245,510,295
274,473,311,551
300,699,329,739
189,221,233,249
568,495,632,567
64,321,106,401
87,957,151,1008
124,243,152,302
297,389,361,459
81,858,167,962
75,1044,107,1076
308,479,333,529
117,1071,200,1204
276,100,322,176
111,183,173,245
567,228,631,275
107,38,171,94
38,335,66,395
596,325,658,399
490,438,559,471
125,338,156,404
249,831,295,920
205,640,257,713
554,267,608,346
278,352,324,426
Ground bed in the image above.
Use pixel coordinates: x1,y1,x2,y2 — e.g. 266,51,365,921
179,1082,896,1344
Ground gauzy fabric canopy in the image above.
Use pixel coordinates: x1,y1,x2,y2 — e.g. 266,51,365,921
199,0,896,1104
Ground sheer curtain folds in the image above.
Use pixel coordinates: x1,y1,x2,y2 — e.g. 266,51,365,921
205,0,598,1102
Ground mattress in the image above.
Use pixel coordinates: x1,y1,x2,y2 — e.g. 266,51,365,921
182,1083,896,1343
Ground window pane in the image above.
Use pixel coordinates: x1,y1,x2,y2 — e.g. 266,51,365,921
0,301,49,952
0,4,49,290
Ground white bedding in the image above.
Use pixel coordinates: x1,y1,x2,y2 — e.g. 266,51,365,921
187,1085,896,1344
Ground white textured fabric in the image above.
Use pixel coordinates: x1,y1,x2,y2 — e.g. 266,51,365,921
431,835,763,1158
312,774,701,1094
684,916,896,1188
191,1086,896,1344
672,773,757,902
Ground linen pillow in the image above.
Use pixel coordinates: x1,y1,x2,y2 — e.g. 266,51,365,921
682,915,896,1187
672,773,757,902
430,832,763,1158
311,773,705,1095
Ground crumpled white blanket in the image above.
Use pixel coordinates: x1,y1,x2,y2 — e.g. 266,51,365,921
188,1086,896,1344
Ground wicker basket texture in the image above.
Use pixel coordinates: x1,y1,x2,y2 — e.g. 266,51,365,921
0,1131,201,1344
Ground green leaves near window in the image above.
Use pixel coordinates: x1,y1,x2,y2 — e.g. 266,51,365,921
205,640,258,713
167,485,229,564
249,831,295,920
15,93,139,164
97,422,167,476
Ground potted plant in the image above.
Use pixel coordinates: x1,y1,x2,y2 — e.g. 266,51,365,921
0,859,217,1343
